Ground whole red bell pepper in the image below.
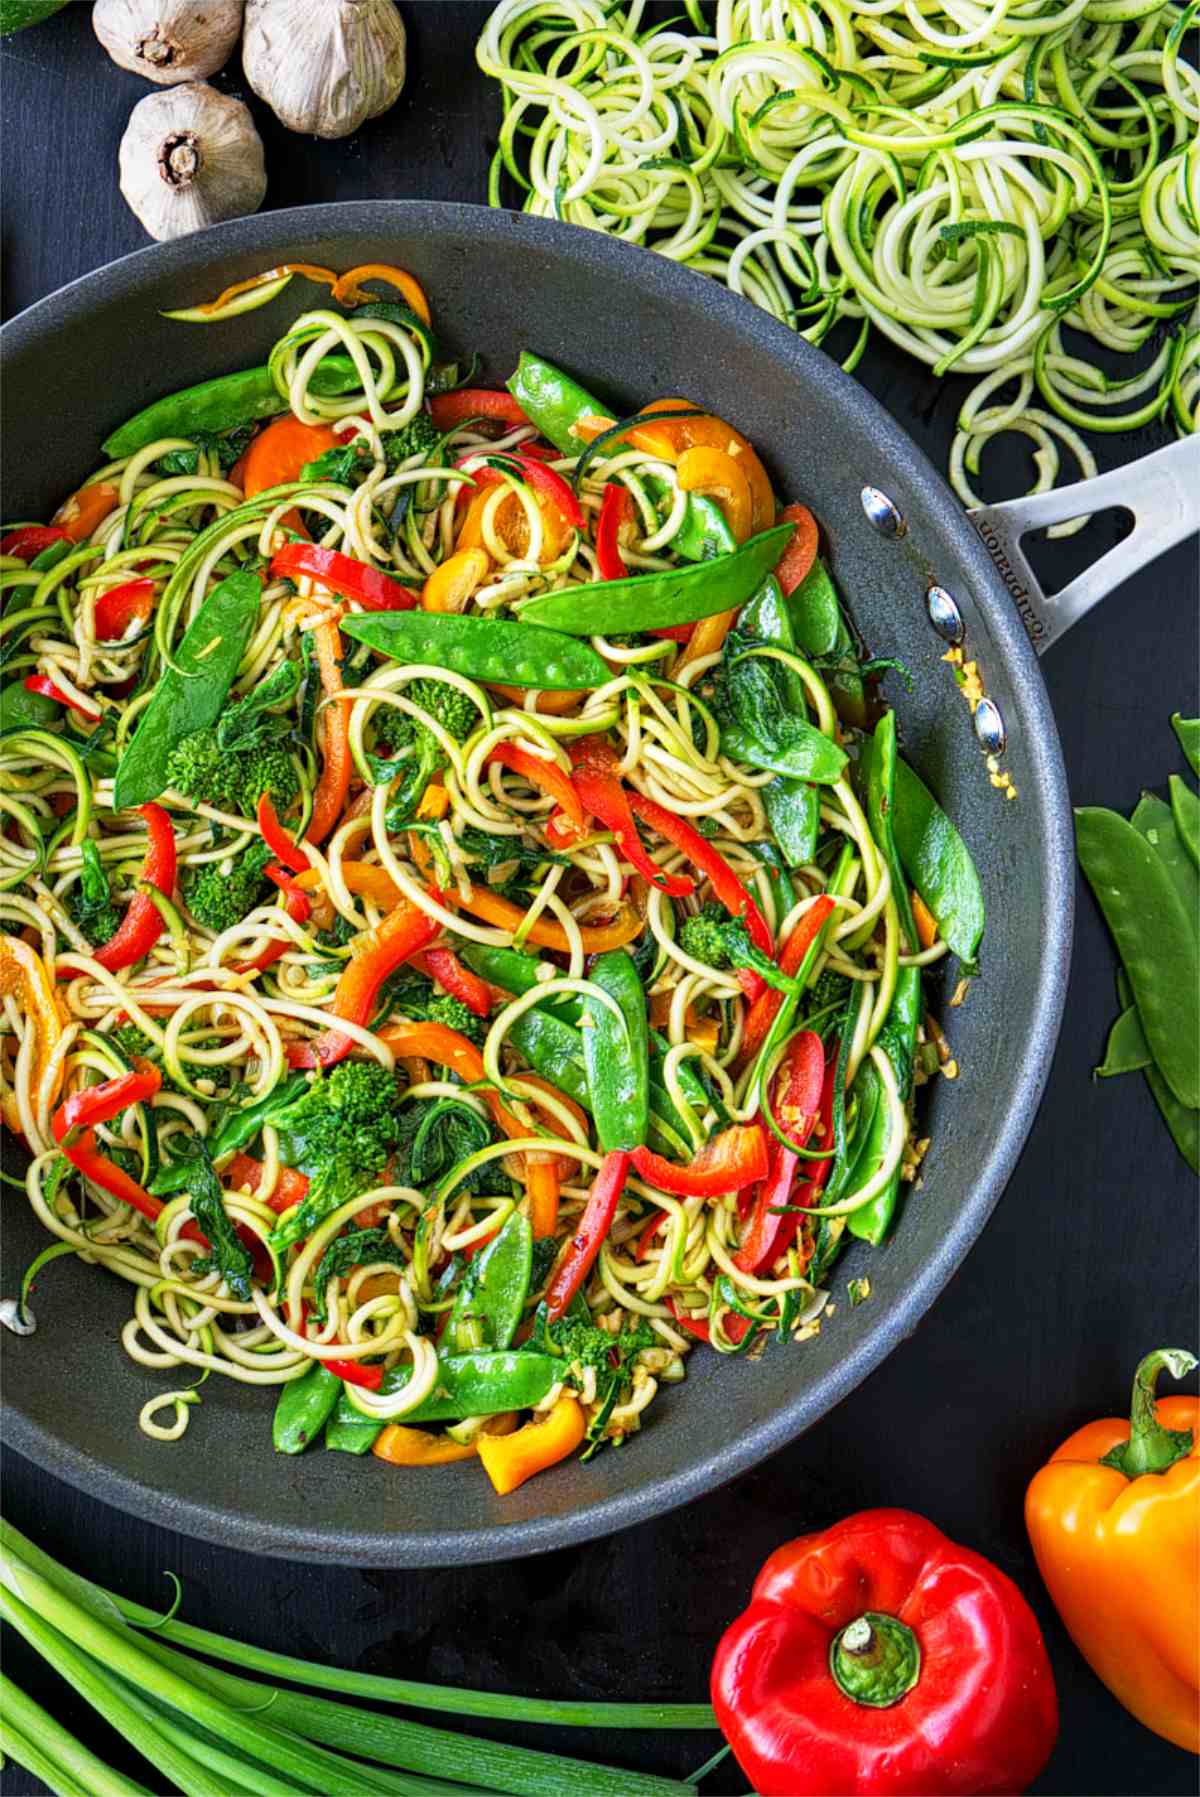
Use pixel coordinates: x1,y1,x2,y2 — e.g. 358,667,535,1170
270,544,419,613
568,737,694,898
712,1508,1058,1797
93,803,177,972
631,1123,768,1198
545,1148,631,1321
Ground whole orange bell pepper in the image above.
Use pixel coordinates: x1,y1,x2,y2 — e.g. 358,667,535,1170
1025,1347,1199,1753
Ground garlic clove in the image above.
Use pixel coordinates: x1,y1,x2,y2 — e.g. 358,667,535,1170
242,0,406,141
94,0,244,85
118,82,267,242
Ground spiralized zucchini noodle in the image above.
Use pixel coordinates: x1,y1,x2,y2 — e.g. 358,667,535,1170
0,269,967,1491
479,0,1199,515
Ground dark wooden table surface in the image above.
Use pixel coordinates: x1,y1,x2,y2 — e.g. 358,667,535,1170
2,7,1197,1794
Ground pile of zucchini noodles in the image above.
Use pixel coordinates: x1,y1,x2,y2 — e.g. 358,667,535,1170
479,0,1199,515
1,298,937,1458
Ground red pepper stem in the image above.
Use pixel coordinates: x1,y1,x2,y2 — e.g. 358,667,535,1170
1099,1347,1197,1479
829,1612,921,1709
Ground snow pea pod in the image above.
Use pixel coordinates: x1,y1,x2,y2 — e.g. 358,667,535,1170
340,610,608,692
327,1350,562,1456
860,715,917,951
1130,791,1199,922
0,679,57,730
1076,807,1200,1110
582,949,649,1153
273,1364,342,1455
149,1074,310,1195
1096,1004,1151,1077
112,570,262,810
101,359,365,459
1112,969,1198,1173
1168,774,1199,871
786,558,865,726
891,755,985,966
507,351,733,562
521,524,796,636
1172,713,1200,778
444,1211,532,1353
462,944,582,1024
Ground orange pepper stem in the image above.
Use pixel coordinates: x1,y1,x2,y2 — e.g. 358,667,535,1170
1100,1349,1198,1479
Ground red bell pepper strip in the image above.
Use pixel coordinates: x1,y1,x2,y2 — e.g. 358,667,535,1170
93,578,156,642
665,1296,751,1347
270,544,420,613
487,742,585,827
414,945,491,1019
256,793,311,877
774,503,820,597
711,1507,1059,1797
51,1067,165,1229
287,897,442,1070
626,791,773,997
568,737,695,897
224,1151,309,1214
458,452,584,534
649,624,695,643
740,896,836,1066
93,803,177,973
735,1033,826,1274
595,481,633,581
545,1148,631,1321
233,865,312,976
326,1356,385,1389
631,1124,768,1198
429,390,531,432
22,675,95,717
2,525,70,561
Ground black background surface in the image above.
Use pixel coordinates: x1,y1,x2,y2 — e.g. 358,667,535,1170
1,6,1197,1794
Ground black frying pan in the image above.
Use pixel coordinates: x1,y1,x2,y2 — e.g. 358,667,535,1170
2,203,1192,1567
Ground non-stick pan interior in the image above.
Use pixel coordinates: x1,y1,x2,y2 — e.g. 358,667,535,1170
0,204,1072,1564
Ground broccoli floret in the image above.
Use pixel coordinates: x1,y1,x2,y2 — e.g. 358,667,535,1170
549,1314,655,1372
66,841,120,947
376,965,487,1046
109,1023,158,1063
165,727,298,819
182,839,272,934
679,902,732,969
808,968,850,1014
381,412,442,470
374,677,479,817
427,993,486,1046
266,1062,406,1250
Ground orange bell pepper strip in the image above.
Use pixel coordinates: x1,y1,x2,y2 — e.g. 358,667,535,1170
639,398,775,534
912,891,939,950
524,1160,560,1239
373,1426,480,1466
331,263,432,325
305,620,353,845
52,481,120,543
487,742,585,827
1025,1347,1200,1754
405,830,644,954
774,503,820,595
739,896,837,1067
287,899,442,1069
193,264,339,316
455,482,569,566
676,446,753,545
477,1395,586,1495
423,546,490,613
241,416,345,500
0,934,65,1127
672,608,738,677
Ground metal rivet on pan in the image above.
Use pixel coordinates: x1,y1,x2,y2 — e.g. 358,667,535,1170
926,584,964,645
973,698,1006,755
861,486,906,538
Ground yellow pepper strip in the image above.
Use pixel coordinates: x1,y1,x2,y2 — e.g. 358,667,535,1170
525,1159,561,1239
373,1427,480,1466
488,685,584,715
418,782,451,822
477,1396,586,1495
673,609,739,677
912,891,939,950
676,446,753,545
456,484,568,566
331,263,432,325
0,934,65,1129
422,547,491,614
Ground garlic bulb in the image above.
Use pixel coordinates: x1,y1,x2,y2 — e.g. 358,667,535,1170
118,83,267,242
242,0,406,140
94,0,243,84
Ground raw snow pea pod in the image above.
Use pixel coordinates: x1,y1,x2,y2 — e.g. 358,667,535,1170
1076,807,1200,1110
582,949,649,1153
521,524,796,636
101,359,365,459
1172,713,1200,778
444,1211,533,1354
891,755,986,966
339,610,609,692
1114,970,1199,1173
273,1364,342,1455
1168,774,1199,871
1096,1005,1151,1078
1130,792,1199,922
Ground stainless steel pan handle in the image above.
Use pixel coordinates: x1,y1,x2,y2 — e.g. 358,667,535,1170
968,436,1200,657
